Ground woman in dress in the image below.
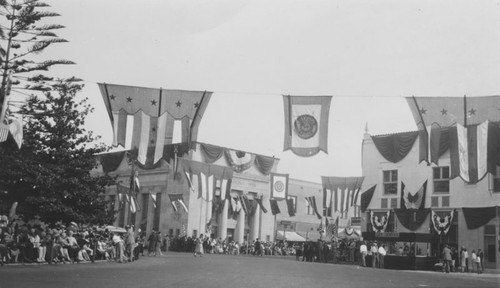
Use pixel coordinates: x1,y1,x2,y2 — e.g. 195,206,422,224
193,234,204,257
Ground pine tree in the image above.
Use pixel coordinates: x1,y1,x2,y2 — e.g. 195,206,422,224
0,80,116,224
0,0,74,123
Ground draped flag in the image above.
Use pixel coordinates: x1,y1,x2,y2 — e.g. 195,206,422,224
406,96,500,129
321,176,364,216
305,196,322,219
283,95,332,157
370,211,390,232
286,198,296,217
239,195,251,215
270,199,280,215
255,195,268,213
449,121,490,183
168,194,189,213
179,158,233,201
431,210,455,235
98,83,212,166
270,172,289,200
400,181,427,210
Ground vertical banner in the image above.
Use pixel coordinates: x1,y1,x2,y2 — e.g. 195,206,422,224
270,172,289,200
283,95,332,157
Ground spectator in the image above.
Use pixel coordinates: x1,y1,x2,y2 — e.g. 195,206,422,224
378,244,386,269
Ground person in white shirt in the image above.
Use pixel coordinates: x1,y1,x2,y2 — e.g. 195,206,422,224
359,242,367,267
370,242,378,268
378,244,386,269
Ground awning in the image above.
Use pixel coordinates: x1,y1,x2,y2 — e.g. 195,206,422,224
296,231,322,241
276,231,306,242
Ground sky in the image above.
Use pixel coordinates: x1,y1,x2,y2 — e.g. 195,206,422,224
25,0,500,182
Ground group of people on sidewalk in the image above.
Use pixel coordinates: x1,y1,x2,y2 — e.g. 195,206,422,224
441,244,484,274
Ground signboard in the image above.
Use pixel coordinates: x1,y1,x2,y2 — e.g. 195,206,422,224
375,232,400,238
350,217,362,226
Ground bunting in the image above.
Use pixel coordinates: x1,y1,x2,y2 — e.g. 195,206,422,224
270,199,281,215
255,195,268,214
370,210,390,232
321,176,364,216
98,83,212,166
151,193,157,209
168,194,189,213
360,185,376,213
270,173,289,200
179,158,233,202
305,196,322,219
283,95,332,157
400,181,427,210
286,198,296,217
431,210,455,235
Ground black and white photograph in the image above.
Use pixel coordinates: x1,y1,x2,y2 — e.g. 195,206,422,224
0,1,499,287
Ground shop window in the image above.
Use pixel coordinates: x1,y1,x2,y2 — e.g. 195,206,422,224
433,166,450,193
381,198,388,208
383,170,398,194
441,196,450,207
431,196,439,207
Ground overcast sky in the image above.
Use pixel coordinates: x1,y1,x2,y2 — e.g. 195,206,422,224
37,0,500,182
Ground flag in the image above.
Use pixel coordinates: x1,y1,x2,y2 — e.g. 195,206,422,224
370,211,390,232
283,95,332,157
239,195,249,215
400,181,427,210
8,116,22,148
255,195,268,213
151,193,157,209
270,172,289,200
130,196,138,213
406,95,500,129
321,176,364,215
98,83,212,165
168,194,188,213
322,188,332,216
326,216,339,239
305,196,322,219
0,123,8,142
286,198,295,217
270,199,280,215
180,159,233,201
449,121,489,183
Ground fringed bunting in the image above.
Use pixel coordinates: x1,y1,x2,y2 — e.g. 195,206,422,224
393,209,429,231
431,210,455,235
371,131,419,163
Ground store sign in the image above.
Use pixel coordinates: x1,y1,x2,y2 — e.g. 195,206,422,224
375,232,400,238
350,217,362,226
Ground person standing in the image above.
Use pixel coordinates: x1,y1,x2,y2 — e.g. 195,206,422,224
442,244,452,273
155,232,163,256
378,244,386,269
370,242,378,268
147,230,156,256
193,234,204,257
477,249,484,273
359,241,367,267
471,250,477,273
461,247,469,272
124,226,135,262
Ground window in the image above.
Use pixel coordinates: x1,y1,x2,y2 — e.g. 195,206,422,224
305,199,313,215
390,198,398,208
383,170,398,194
441,196,450,207
381,198,388,208
493,167,500,192
431,196,439,207
433,167,450,193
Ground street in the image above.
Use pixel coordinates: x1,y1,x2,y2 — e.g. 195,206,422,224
0,253,498,288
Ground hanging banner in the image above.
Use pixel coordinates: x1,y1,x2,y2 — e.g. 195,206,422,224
283,95,332,157
270,172,289,200
370,210,390,232
431,210,455,235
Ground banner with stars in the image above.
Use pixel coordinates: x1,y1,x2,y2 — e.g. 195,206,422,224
283,95,332,157
98,83,212,166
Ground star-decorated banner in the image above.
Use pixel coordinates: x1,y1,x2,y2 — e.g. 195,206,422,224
283,95,332,157
98,83,212,166
406,95,500,129
179,158,233,202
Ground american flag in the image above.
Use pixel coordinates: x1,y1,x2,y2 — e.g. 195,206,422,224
0,124,9,142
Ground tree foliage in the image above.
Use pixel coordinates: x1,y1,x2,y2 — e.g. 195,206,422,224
0,81,117,224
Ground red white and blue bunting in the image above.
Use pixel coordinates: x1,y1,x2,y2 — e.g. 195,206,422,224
370,210,390,232
431,210,455,235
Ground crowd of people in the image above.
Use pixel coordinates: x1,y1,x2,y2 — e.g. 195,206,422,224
440,244,485,274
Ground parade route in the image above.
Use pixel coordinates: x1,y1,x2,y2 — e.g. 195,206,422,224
0,253,498,288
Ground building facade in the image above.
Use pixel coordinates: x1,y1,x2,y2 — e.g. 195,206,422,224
361,130,500,269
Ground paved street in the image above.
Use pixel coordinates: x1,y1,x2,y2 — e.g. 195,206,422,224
0,253,498,288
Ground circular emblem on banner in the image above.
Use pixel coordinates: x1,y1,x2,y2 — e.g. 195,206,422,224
294,114,318,139
274,180,285,193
